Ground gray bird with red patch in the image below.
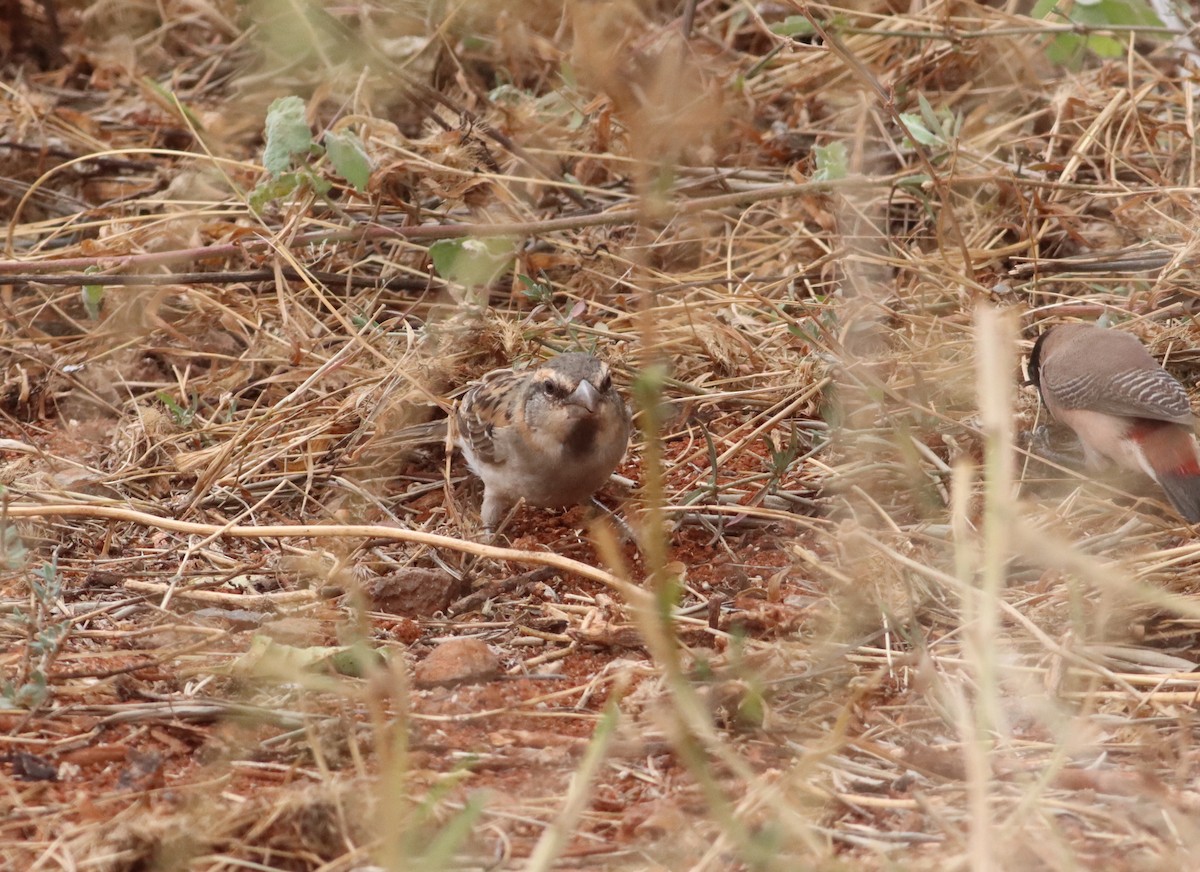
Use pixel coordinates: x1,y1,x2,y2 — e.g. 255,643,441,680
1029,322,1200,522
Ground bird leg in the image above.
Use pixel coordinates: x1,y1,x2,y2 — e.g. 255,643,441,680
1025,424,1086,470
589,496,634,541
481,497,524,542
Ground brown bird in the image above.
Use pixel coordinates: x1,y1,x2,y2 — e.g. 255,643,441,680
1028,322,1200,522
454,353,632,530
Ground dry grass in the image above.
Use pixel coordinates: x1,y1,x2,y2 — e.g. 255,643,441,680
4,0,1200,868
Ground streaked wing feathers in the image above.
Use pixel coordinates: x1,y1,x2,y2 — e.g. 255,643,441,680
1048,368,1193,423
455,369,525,466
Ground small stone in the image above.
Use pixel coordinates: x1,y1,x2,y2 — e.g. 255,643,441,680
414,638,500,688
363,569,468,617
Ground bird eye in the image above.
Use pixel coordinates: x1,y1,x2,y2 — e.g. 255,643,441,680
542,379,559,396
598,374,612,392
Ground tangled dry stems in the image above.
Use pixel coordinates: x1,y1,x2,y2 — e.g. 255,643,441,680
4,0,1200,868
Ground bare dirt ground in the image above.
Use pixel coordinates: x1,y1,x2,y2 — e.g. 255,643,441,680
5,0,1200,869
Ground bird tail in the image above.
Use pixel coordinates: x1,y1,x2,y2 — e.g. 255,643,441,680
391,419,450,445
1132,421,1200,523
1158,473,1200,524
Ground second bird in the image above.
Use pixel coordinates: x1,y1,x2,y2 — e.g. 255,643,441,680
1028,322,1200,523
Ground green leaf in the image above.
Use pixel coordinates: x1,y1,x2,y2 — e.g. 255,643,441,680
1083,33,1126,57
770,15,814,37
429,237,515,287
323,130,371,192
249,172,302,212
156,391,194,427
898,112,941,147
1094,0,1161,26
517,273,552,303
896,173,933,189
81,266,103,319
787,321,819,342
1035,0,1163,64
812,141,847,181
309,172,333,196
35,560,61,601
917,93,943,137
81,285,103,319
12,674,48,708
262,96,313,176
1045,33,1086,64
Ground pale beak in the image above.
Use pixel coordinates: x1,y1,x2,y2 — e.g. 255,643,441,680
567,379,600,413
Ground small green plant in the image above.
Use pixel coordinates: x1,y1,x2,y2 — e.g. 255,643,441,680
517,273,553,306
157,390,198,427
0,515,28,571
429,237,515,290
812,140,847,181
763,425,804,492
1033,0,1163,64
250,95,372,212
2,558,69,710
516,273,594,348
899,94,962,152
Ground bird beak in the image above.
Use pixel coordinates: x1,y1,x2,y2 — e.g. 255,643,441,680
567,379,600,413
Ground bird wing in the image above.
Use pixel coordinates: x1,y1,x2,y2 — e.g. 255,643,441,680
1046,366,1194,424
455,369,525,466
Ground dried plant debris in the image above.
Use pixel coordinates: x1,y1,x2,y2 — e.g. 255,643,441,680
4,0,1200,868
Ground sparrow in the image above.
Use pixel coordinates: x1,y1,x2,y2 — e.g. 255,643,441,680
1028,322,1200,522
453,352,632,529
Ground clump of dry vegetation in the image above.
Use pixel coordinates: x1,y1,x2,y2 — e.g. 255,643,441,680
4,0,1200,868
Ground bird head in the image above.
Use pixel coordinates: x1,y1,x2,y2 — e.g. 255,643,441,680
528,353,616,421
